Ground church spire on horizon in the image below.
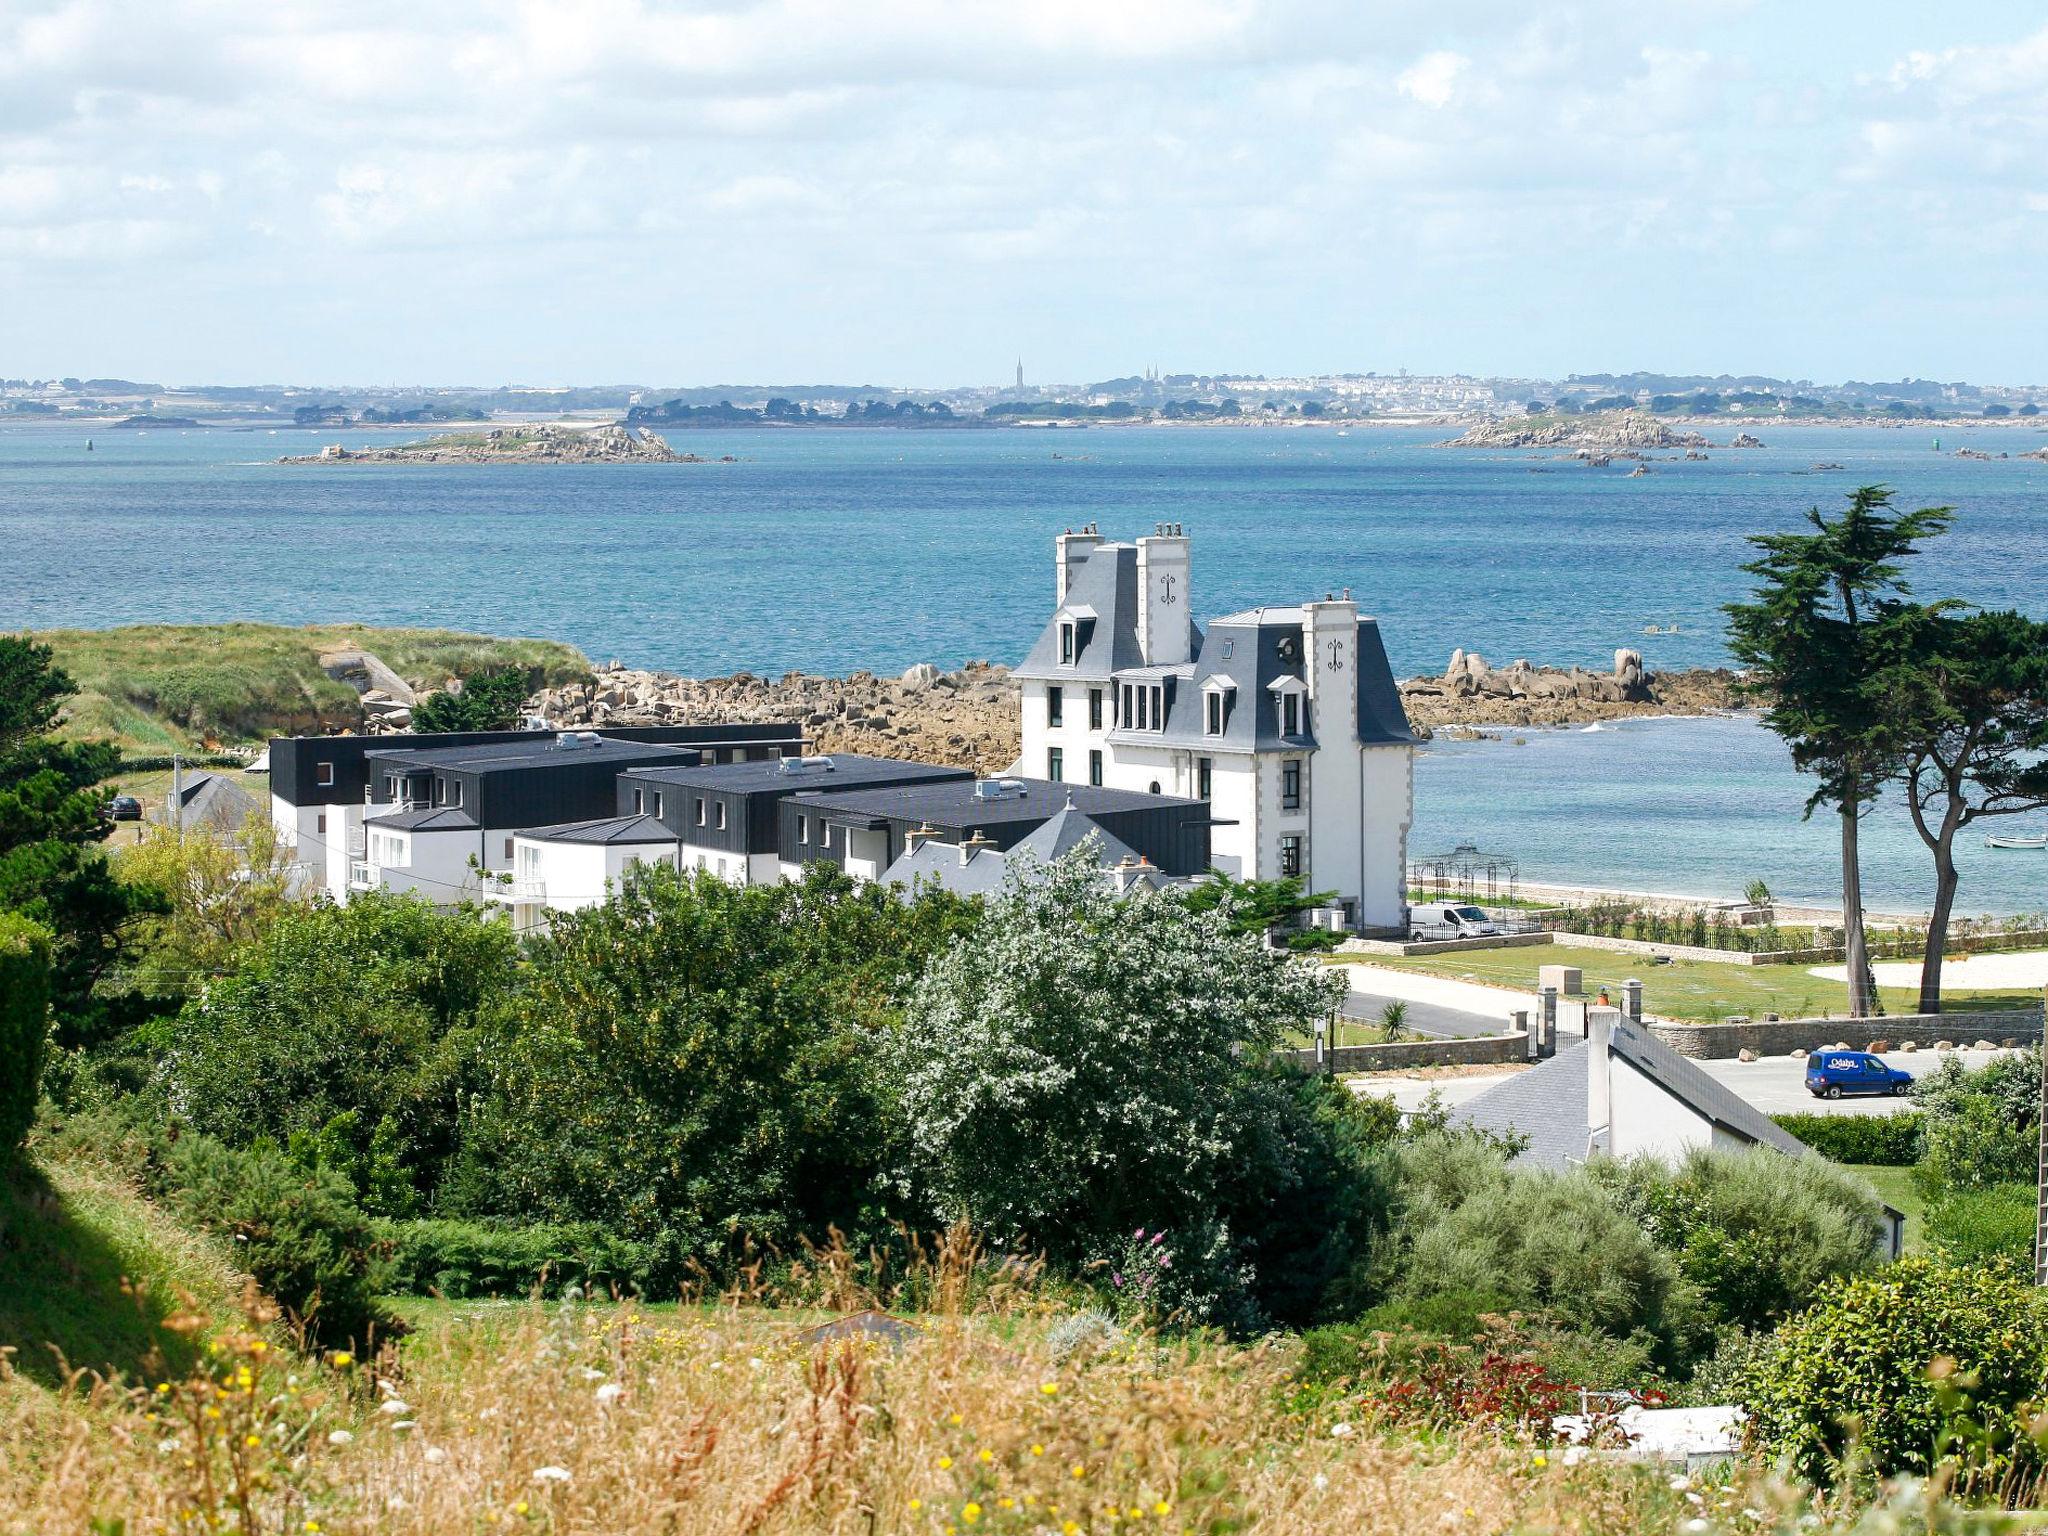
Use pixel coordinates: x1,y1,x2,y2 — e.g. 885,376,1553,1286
1015,357,1024,390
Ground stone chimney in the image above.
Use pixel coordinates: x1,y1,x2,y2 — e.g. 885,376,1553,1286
1586,1006,1623,1159
1055,525,1103,606
1135,525,1191,665
901,821,938,855
959,829,996,866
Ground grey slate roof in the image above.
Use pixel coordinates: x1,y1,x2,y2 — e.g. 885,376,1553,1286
878,811,1165,898
1007,802,1147,867
365,806,480,832
1452,1019,1814,1172
882,840,1012,897
518,814,679,845
152,771,259,830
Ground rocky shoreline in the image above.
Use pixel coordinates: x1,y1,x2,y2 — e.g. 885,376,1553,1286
280,424,708,465
515,649,1745,772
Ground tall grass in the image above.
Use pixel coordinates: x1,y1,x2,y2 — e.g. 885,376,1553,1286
1,1227,2018,1534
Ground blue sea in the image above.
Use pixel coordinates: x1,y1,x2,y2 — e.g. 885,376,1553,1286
4,418,2045,912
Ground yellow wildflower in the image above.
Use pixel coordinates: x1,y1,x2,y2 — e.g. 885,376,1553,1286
963,1504,982,1524
1040,1382,1060,1396
977,1448,993,1463
948,1412,964,1426
1031,1443,1045,1456
937,1455,954,1470
909,1499,923,1511
1154,1501,1172,1516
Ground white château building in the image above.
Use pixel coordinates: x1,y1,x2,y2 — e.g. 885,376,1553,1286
1014,525,1417,931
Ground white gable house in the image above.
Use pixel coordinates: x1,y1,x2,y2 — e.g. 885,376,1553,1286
1014,525,1417,930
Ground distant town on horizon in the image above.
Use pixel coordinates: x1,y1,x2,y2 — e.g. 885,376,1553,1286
6,368,2046,429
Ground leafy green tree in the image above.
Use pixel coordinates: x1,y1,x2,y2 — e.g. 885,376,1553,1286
1725,487,1952,1015
1178,869,1336,937
411,668,532,733
116,816,304,1000
1739,1257,2048,1487
1593,1147,1886,1334
0,911,53,1157
1884,608,2048,1012
457,862,976,1277
888,851,1360,1329
0,635,162,1032
161,891,521,1214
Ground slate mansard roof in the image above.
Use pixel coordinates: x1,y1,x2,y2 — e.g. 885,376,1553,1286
1014,541,1201,682
1148,612,1416,753
364,806,481,832
1014,536,1415,751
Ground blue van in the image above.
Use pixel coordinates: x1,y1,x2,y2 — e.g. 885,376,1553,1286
1805,1051,1913,1100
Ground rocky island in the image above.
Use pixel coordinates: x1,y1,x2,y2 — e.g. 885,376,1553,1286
279,423,696,465
1442,411,1715,451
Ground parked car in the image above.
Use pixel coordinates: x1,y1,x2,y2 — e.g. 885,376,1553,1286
1409,902,1501,941
104,794,143,822
1805,1050,1913,1100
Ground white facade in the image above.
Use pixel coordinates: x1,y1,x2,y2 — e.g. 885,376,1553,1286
504,831,678,932
1016,529,1415,930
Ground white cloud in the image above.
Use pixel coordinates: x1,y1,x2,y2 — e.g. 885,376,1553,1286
1397,51,1468,109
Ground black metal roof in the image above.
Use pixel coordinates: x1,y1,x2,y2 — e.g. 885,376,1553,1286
517,814,679,845
620,752,971,794
364,806,480,831
802,777,1198,829
363,736,701,774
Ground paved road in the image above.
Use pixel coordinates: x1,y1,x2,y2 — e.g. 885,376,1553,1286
1351,1047,2018,1117
1340,989,1508,1040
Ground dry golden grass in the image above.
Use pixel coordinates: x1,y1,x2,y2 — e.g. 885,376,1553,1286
0,1236,2005,1535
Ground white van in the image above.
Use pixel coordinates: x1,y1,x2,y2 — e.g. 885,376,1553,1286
1409,902,1500,940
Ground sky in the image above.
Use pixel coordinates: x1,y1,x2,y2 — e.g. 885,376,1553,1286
3,0,2047,388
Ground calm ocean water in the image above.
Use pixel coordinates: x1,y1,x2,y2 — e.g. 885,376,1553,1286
3,418,2045,911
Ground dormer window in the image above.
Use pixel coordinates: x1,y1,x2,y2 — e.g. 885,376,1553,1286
1205,692,1223,735
1283,694,1301,737
1059,622,1076,664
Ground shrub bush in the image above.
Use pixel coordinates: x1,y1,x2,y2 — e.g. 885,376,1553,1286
1739,1257,2048,1487
382,1219,656,1299
162,1133,397,1351
0,912,53,1157
1919,1099,2036,1193
1770,1112,1924,1166
1924,1183,2035,1275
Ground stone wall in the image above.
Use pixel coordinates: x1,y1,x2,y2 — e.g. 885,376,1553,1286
1650,1009,2044,1061
1342,932,1554,959
1287,1031,1531,1074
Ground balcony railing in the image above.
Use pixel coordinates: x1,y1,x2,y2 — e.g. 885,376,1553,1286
513,877,547,900
348,861,374,889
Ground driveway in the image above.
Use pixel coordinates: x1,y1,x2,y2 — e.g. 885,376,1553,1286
1334,961,1529,1040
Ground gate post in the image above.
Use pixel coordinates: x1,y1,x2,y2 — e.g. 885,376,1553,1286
1624,978,1643,1025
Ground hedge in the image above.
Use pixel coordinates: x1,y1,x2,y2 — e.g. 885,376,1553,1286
1770,1112,1923,1167
0,913,54,1157
381,1219,656,1299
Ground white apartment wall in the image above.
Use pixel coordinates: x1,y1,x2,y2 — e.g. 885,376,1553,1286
676,838,748,884
1021,679,1119,785
368,827,484,904
842,827,891,882
1202,751,1256,878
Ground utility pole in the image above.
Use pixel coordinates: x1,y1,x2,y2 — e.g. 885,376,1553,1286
2036,983,2047,1285
172,751,183,845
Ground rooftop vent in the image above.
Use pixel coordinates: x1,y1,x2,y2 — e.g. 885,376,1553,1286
972,778,1028,801
777,755,836,775
555,730,604,748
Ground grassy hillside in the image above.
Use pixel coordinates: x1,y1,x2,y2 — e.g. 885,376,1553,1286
35,623,591,750
0,1154,247,1393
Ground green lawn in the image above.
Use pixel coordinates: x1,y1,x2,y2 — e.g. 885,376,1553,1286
1355,943,2038,1024
1845,1165,1927,1254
